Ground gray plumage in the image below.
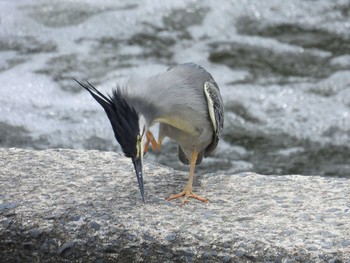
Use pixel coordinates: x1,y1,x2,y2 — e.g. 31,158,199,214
120,63,224,165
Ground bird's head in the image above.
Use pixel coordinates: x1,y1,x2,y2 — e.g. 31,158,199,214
75,79,147,203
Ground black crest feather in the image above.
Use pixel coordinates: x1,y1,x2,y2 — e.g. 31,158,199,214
75,79,139,158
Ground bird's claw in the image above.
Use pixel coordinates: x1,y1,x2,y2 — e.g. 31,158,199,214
166,188,209,204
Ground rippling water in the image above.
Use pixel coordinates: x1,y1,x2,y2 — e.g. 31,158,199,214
0,0,349,176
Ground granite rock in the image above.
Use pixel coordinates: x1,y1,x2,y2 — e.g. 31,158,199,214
0,148,349,262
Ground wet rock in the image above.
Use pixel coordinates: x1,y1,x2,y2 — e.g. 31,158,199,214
0,148,349,262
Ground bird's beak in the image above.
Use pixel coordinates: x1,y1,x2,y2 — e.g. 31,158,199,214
132,156,145,203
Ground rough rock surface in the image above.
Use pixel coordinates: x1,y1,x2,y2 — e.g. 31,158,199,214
0,148,349,262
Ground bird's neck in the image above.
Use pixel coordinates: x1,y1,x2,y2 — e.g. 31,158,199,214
120,90,158,128
138,114,148,131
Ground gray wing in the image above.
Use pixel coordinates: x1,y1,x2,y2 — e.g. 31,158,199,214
203,81,224,157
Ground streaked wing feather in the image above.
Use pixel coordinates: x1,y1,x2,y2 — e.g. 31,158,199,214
203,81,224,157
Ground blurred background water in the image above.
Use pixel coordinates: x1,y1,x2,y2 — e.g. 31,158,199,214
0,0,349,177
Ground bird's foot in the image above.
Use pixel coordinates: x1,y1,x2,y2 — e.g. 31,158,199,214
166,187,209,204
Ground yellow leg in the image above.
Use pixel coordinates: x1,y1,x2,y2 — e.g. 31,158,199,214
166,148,209,204
144,131,162,155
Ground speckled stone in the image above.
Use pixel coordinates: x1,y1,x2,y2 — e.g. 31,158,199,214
0,148,350,262
90,222,101,231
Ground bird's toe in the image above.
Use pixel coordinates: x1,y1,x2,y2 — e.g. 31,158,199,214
166,188,209,204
